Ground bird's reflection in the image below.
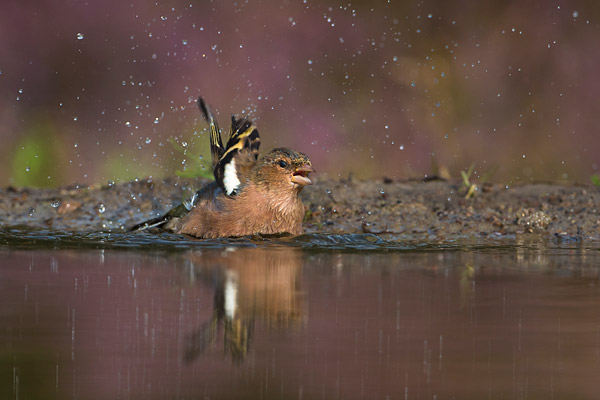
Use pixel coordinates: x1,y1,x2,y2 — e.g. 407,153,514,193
183,247,305,363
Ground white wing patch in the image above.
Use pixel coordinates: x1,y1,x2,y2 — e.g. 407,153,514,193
223,158,241,195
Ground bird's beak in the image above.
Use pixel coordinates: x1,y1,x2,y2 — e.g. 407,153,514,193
291,164,315,186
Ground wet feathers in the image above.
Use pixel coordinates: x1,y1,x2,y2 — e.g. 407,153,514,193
130,96,314,238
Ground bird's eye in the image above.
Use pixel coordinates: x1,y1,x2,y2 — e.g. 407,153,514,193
278,160,288,168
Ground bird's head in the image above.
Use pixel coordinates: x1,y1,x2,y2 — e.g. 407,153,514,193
254,147,315,193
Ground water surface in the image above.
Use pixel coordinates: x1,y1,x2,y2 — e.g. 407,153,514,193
1,233,600,399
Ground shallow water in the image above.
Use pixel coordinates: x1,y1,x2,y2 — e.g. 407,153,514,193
1,232,600,399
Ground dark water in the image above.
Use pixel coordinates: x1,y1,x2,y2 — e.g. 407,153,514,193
2,231,600,399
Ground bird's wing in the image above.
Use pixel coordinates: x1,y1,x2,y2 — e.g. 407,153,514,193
129,203,190,232
213,116,261,196
197,97,223,169
128,182,223,232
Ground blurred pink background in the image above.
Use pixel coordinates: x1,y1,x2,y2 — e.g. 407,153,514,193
1,0,599,187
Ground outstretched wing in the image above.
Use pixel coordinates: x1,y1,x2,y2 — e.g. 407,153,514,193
129,181,221,232
129,203,190,232
197,97,223,169
213,116,261,196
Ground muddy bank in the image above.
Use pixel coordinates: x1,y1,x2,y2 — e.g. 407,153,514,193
1,177,599,241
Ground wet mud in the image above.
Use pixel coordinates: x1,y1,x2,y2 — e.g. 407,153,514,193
1,177,599,241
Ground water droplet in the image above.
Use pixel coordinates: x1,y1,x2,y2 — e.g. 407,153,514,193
73,116,78,121
379,188,385,194
307,59,313,65
51,201,61,208
125,121,132,127
573,10,579,18
25,167,30,172
182,39,188,45
145,137,152,144
160,16,167,20
98,204,106,214
76,32,85,40
183,192,199,210
399,145,404,150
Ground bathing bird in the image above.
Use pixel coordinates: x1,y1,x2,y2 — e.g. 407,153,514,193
130,97,314,238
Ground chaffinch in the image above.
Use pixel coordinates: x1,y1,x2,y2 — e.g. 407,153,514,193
131,97,315,238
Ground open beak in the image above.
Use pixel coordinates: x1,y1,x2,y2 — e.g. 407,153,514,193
291,164,315,186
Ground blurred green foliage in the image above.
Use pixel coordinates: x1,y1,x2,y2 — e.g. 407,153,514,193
102,150,165,184
168,129,213,180
10,122,63,187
